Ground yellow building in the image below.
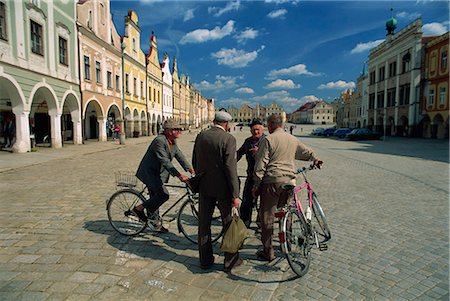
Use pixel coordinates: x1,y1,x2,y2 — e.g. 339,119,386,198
146,33,163,134
122,11,147,137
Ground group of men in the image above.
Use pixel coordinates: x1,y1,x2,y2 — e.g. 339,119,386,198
132,111,322,272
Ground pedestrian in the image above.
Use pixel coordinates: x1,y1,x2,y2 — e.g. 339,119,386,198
289,125,294,135
252,114,323,261
3,117,15,148
133,119,195,232
113,123,121,141
237,118,265,228
192,111,243,272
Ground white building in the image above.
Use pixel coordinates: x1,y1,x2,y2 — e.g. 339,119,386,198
161,52,173,120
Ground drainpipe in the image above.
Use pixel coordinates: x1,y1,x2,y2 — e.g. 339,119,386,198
120,38,126,144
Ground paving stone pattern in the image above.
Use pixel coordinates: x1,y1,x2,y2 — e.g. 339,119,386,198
0,126,448,300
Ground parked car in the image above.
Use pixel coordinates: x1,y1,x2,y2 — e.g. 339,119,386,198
345,128,382,141
322,128,336,136
311,127,325,135
334,128,352,138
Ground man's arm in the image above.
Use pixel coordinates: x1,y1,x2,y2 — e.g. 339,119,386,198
236,140,246,162
295,140,323,168
252,137,270,188
223,135,240,200
174,145,193,173
153,138,180,177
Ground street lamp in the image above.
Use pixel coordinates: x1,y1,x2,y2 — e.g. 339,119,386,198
120,39,126,145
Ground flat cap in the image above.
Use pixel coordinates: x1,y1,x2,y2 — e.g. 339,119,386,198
163,119,182,129
214,111,232,122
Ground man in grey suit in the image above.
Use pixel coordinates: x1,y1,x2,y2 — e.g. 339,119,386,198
133,119,194,232
192,111,243,272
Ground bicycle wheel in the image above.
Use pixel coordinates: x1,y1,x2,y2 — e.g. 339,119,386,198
177,197,223,244
107,189,147,236
312,193,331,242
282,209,311,277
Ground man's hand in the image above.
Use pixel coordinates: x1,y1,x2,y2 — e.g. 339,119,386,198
178,174,189,183
232,197,241,208
312,159,323,169
251,185,260,199
249,146,258,155
188,168,195,175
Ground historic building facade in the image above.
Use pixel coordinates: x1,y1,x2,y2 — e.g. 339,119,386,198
161,52,173,121
145,33,163,135
77,0,122,142
0,0,81,152
367,18,423,137
421,32,449,138
172,56,181,124
122,10,147,138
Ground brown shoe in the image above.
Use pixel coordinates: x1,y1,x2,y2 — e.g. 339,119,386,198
256,250,275,262
224,257,243,273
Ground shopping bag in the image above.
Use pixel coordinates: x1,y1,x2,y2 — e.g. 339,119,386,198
220,207,247,253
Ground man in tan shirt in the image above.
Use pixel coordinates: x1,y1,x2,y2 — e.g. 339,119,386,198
252,114,323,261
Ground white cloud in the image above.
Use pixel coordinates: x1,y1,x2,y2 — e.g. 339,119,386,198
267,64,318,79
208,0,241,17
211,45,265,68
318,80,355,90
180,20,235,44
218,98,249,107
197,75,243,91
350,39,384,54
235,28,259,43
265,79,300,89
300,95,320,103
235,87,255,94
267,9,287,19
422,22,449,36
184,8,195,21
252,91,302,109
396,11,421,20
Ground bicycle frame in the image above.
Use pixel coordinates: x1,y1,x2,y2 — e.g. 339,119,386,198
162,184,195,221
291,172,313,222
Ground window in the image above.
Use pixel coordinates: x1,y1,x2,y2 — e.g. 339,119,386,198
441,51,448,72
0,2,7,40
369,93,375,109
140,81,143,98
107,71,112,88
115,75,120,91
83,55,90,80
125,74,129,93
376,92,384,108
428,87,435,106
387,88,396,107
402,52,411,73
133,77,137,96
58,37,68,65
369,71,375,85
87,10,92,29
95,61,101,83
30,20,43,55
378,66,385,81
439,86,446,105
389,62,396,77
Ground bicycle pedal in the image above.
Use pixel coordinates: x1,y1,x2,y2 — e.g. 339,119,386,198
318,243,328,251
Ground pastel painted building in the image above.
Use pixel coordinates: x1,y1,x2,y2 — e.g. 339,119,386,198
161,52,173,120
77,0,122,142
145,33,163,135
122,10,147,138
0,0,81,152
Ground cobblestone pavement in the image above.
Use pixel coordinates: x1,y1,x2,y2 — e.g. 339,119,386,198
0,126,448,300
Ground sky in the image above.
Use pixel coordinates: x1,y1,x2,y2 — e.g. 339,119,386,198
110,0,449,113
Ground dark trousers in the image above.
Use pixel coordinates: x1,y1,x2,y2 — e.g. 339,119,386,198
198,194,240,268
142,185,170,213
259,183,290,259
240,177,256,226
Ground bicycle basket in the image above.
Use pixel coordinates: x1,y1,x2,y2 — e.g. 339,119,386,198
115,171,138,187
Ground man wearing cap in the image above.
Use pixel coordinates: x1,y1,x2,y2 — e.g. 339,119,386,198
134,119,194,232
252,114,323,261
237,118,266,228
192,111,242,272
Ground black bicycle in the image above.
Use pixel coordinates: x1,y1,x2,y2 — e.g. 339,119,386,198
106,172,223,244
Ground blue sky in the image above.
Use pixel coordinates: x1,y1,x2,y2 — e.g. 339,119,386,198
110,0,449,112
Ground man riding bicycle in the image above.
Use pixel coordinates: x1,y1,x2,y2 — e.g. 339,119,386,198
133,119,195,232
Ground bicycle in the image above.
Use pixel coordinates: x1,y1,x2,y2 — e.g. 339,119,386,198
106,172,223,244
275,166,331,277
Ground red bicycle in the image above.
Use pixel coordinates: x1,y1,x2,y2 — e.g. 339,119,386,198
275,166,331,277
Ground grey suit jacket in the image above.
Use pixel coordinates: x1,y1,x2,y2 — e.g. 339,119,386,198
192,126,239,200
136,134,191,190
